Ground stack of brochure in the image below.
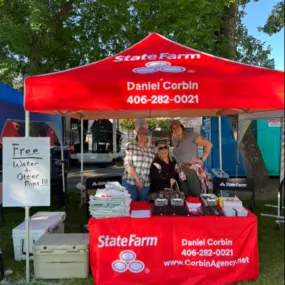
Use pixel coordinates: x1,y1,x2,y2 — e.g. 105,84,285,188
89,182,131,218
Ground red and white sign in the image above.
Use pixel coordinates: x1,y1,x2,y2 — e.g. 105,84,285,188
268,119,281,127
89,213,259,285
24,33,284,119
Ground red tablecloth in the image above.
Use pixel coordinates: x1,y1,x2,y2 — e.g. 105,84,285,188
89,212,258,285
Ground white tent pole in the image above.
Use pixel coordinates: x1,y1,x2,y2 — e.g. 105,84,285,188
280,118,284,184
80,119,84,186
79,118,84,207
236,117,239,178
261,117,284,225
60,141,66,195
24,111,30,283
112,119,117,158
279,118,284,211
218,116,222,172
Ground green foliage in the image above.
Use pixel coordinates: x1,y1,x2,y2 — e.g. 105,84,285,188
0,0,274,88
259,1,284,35
156,118,172,130
236,8,272,67
120,118,171,130
120,119,135,130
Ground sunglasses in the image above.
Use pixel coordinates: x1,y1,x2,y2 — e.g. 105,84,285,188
158,146,169,151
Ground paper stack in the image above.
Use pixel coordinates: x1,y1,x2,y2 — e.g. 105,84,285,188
89,182,131,218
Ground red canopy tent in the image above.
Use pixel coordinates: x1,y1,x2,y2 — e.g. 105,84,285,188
24,33,284,119
23,33,284,284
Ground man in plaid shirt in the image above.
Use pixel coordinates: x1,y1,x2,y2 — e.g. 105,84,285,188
123,127,155,201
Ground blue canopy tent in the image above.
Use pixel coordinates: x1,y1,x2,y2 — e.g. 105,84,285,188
0,83,62,134
0,83,66,194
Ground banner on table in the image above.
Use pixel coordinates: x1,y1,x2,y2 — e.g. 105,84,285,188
89,215,259,285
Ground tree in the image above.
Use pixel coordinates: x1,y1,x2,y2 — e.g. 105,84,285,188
0,0,81,87
120,119,135,131
259,1,284,35
219,0,272,192
0,0,273,86
0,0,274,190
120,118,171,130
157,119,172,130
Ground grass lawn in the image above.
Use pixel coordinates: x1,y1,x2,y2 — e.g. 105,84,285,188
0,193,284,285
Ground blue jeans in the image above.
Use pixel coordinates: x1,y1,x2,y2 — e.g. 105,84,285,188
122,181,150,201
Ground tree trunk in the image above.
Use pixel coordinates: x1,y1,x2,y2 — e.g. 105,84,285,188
221,2,271,192
229,116,270,192
239,127,271,192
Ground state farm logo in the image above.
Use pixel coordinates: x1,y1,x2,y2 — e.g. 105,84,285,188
220,182,248,188
133,61,186,74
92,181,106,186
112,250,145,273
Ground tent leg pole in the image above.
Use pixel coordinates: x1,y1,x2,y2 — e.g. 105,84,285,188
25,111,30,283
218,116,223,196
80,119,84,206
261,118,285,223
236,117,239,178
61,141,66,205
218,116,222,171
279,118,284,214
113,119,116,160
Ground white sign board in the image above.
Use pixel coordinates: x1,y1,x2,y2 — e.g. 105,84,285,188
3,137,50,207
268,119,281,127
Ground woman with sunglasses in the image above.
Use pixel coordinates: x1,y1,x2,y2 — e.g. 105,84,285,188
171,120,213,197
149,140,177,195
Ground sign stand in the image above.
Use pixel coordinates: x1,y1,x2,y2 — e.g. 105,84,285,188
25,111,30,283
25,206,30,283
3,111,50,283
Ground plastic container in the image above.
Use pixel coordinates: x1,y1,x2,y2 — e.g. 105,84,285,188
236,208,248,217
12,212,65,261
223,208,236,217
170,198,184,206
200,194,218,206
33,233,89,279
155,198,168,207
222,197,243,210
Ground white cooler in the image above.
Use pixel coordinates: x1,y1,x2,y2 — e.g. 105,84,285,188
12,212,65,261
33,233,89,279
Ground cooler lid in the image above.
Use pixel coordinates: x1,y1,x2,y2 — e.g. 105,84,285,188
33,233,89,251
12,212,66,233
32,211,66,221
